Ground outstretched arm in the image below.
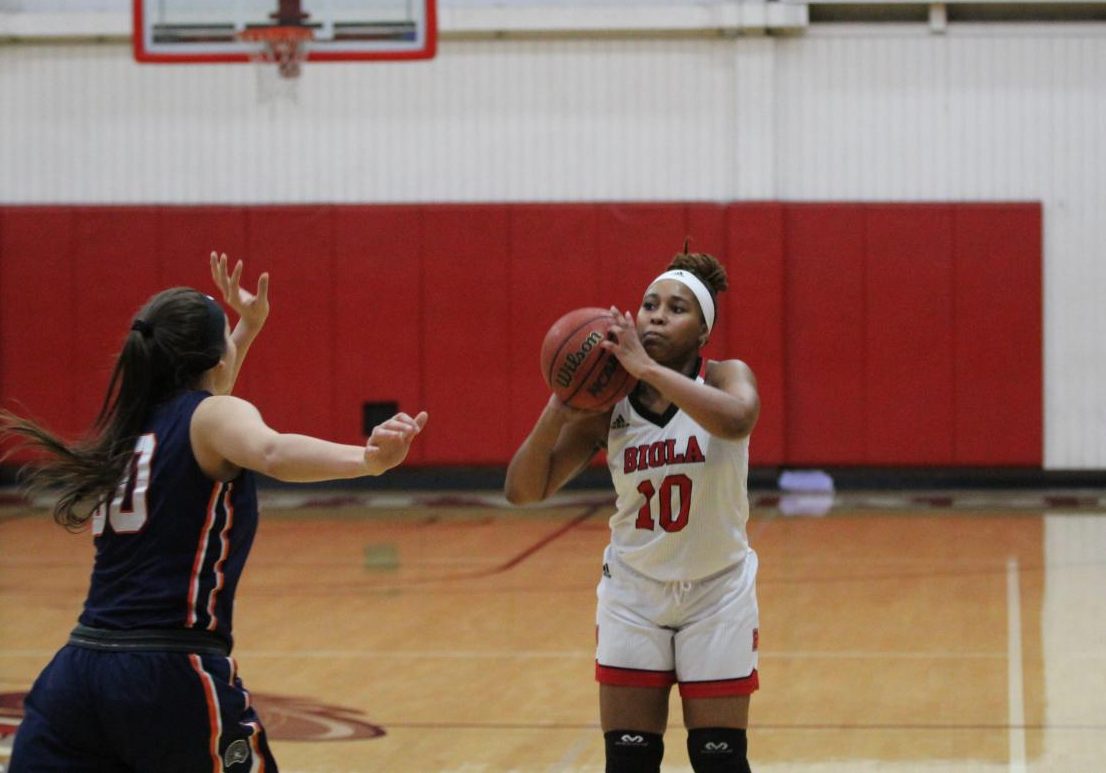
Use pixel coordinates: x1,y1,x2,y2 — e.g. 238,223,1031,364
191,395,429,482
209,251,270,394
504,396,609,505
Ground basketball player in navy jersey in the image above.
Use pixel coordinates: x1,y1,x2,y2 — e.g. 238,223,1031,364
506,245,760,773
1,253,428,772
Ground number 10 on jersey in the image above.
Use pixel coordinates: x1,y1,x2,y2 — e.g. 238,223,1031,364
635,473,692,532
92,434,156,535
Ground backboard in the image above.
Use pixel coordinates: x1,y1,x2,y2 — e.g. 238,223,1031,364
133,0,437,64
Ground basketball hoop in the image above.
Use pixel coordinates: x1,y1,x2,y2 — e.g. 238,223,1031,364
238,25,312,80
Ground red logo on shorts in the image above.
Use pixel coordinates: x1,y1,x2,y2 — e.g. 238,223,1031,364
752,628,759,651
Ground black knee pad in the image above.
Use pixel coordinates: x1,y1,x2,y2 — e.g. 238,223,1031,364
687,727,750,772
604,730,664,773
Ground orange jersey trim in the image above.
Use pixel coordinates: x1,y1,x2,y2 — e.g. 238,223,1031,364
189,654,222,773
187,483,222,627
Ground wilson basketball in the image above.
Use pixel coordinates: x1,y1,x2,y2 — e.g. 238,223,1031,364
540,307,636,411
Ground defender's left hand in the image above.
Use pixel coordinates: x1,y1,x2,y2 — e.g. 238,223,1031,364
210,251,270,330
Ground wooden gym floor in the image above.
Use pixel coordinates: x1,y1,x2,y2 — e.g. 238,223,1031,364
2,487,1105,772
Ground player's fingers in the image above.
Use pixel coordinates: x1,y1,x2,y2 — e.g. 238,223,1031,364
229,259,243,293
211,252,227,290
256,272,270,303
395,412,428,433
388,416,425,436
371,428,404,443
383,415,417,433
219,254,233,293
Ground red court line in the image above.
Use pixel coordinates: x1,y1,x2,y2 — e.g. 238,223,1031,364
493,504,603,573
367,503,604,588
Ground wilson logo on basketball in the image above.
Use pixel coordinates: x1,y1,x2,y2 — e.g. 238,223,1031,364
555,330,603,388
586,353,622,397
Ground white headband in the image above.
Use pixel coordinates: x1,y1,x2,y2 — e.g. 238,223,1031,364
651,269,716,333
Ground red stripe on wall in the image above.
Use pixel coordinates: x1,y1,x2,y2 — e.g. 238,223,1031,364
864,205,955,464
332,206,426,456
421,206,513,463
784,205,868,464
72,208,161,428
0,203,1043,470
507,205,601,453
243,207,335,438
725,203,786,465
953,204,1042,465
596,204,689,311
1,209,81,455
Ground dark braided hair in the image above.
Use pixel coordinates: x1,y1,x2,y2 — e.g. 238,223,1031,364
0,287,226,530
666,238,728,323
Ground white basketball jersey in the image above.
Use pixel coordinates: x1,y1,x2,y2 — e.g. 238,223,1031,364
605,368,751,582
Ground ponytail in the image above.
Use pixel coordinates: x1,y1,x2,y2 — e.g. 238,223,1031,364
1,288,226,530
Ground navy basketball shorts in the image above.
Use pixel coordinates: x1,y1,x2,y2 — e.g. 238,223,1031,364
595,546,760,698
11,645,277,772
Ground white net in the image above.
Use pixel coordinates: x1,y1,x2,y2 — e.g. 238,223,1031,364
239,27,312,104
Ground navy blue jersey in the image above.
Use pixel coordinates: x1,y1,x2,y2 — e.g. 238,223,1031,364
79,390,258,646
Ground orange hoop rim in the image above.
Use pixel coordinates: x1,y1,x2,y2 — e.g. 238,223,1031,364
236,25,314,44
236,26,312,81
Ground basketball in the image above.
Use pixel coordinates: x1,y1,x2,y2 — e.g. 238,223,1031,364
540,307,636,411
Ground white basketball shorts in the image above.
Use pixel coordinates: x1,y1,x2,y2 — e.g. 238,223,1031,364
595,545,759,698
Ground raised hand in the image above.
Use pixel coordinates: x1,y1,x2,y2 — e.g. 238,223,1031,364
364,411,429,474
601,306,653,379
210,251,270,331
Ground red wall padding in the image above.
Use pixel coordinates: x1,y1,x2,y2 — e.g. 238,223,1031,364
332,206,426,461
725,204,786,465
422,206,513,463
1,209,82,442
507,205,601,461
952,205,1042,465
785,205,869,464
865,205,955,464
0,202,1043,468
244,207,337,440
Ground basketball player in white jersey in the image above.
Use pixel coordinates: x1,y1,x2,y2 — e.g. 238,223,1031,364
506,246,760,773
